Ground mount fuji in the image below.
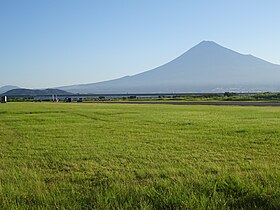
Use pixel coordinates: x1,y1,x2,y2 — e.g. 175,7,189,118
59,41,280,93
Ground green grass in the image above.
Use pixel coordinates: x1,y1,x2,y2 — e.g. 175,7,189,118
0,102,280,209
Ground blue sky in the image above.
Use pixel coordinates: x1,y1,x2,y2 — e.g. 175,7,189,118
1,0,280,88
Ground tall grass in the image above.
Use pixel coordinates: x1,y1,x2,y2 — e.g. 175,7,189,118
0,103,280,209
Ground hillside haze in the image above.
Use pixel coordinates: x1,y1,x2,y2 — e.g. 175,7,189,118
1,88,71,96
0,85,19,94
60,41,280,93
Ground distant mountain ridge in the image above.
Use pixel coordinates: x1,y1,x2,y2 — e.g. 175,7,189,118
1,88,71,96
0,85,20,94
59,41,280,93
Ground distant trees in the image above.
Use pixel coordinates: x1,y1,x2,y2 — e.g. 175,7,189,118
224,92,236,97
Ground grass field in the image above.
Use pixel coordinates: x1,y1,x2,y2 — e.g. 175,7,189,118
0,102,280,209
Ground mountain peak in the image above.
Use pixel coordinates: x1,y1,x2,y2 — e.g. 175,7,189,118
195,40,224,49
183,40,237,58
200,40,217,44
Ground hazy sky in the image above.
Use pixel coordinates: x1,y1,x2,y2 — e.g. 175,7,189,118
1,0,280,88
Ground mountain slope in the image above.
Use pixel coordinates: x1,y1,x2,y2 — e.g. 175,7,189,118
0,85,20,94
2,88,72,96
59,41,280,93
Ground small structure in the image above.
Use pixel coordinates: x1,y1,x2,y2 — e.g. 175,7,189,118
128,95,137,99
1,96,7,103
65,97,72,103
51,95,59,102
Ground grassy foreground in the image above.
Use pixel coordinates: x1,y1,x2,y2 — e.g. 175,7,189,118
0,103,280,209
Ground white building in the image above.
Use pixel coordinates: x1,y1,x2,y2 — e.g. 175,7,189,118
1,96,7,103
